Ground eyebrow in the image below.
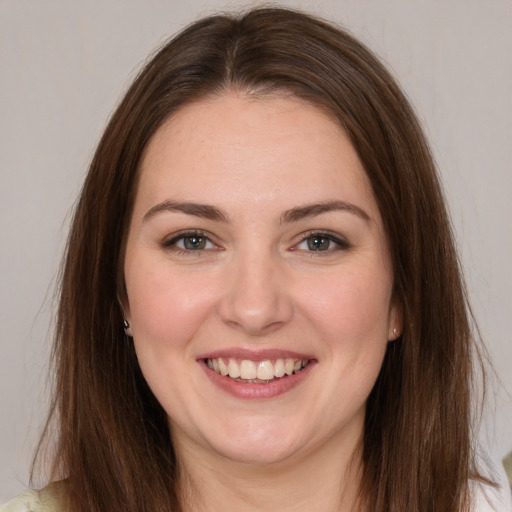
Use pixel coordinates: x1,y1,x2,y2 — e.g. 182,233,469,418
143,201,230,223
142,199,370,224
281,200,371,224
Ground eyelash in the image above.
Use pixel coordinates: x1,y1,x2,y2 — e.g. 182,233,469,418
294,230,350,254
161,230,350,255
162,230,219,255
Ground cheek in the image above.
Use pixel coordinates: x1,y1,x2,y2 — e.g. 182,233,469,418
299,266,392,413
125,260,217,349
299,265,393,341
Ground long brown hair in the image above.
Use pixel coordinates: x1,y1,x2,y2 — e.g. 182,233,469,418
35,7,490,511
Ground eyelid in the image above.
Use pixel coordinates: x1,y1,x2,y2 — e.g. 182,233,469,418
292,230,350,252
162,229,222,251
160,229,349,254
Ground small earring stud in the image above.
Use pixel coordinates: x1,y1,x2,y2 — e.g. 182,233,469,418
393,327,398,337
123,320,130,330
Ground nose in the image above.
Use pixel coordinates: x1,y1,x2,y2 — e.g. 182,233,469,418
217,249,294,336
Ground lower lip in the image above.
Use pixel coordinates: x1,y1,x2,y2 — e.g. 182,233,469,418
199,360,316,399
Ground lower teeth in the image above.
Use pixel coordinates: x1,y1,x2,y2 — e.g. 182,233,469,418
234,377,275,384
232,367,305,384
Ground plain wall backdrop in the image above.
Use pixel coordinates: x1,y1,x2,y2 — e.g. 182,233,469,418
1,0,511,501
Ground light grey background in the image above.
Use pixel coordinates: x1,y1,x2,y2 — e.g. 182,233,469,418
1,0,511,501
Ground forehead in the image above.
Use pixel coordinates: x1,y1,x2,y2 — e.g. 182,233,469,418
135,92,377,218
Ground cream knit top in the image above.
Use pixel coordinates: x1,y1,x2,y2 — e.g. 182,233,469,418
1,482,65,512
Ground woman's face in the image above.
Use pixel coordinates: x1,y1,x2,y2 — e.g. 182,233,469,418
124,92,400,466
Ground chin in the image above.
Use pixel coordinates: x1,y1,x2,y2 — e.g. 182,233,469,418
201,417,304,466
213,439,297,466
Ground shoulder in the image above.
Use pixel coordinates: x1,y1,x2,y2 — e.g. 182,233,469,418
1,482,67,512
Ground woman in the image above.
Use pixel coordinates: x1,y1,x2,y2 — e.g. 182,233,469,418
2,7,504,512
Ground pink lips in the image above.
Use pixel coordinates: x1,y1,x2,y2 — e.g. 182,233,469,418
197,349,316,400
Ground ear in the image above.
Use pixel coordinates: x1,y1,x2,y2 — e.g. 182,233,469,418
118,292,134,337
387,296,403,341
123,318,134,337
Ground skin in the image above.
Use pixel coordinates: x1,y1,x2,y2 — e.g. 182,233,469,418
124,92,401,511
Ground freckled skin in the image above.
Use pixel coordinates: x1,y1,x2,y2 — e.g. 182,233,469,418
124,93,400,470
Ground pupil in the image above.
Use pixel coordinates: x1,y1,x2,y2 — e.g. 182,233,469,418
184,236,205,250
308,236,329,251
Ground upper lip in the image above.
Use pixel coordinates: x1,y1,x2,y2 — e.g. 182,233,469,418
197,348,315,361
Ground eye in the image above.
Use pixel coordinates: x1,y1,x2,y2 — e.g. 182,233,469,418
163,231,218,253
179,235,209,250
294,231,349,253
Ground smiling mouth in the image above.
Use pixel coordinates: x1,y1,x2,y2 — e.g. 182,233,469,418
205,357,310,383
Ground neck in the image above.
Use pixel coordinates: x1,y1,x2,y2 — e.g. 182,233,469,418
176,432,364,512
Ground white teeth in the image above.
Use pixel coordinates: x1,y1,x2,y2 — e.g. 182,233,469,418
256,360,274,380
207,357,309,381
240,360,257,379
218,358,228,376
228,359,240,378
274,359,285,377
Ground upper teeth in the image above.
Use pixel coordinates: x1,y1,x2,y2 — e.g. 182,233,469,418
206,358,309,380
